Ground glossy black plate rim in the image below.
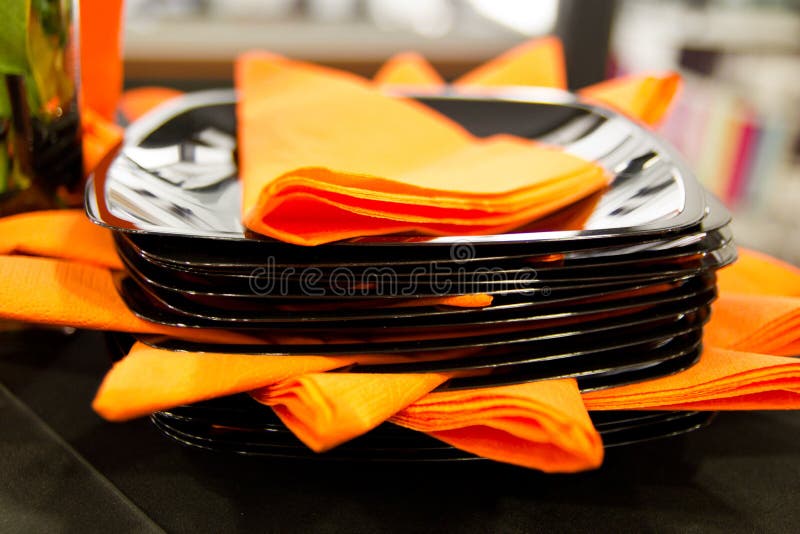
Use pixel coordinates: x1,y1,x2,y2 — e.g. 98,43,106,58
118,228,732,280
117,267,715,330
85,88,708,246
114,234,734,299
120,258,713,325
440,332,703,392
149,409,715,461
134,289,715,355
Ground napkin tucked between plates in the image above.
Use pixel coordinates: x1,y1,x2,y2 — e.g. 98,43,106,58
582,347,800,410
390,379,603,472
251,372,449,452
0,251,492,345
237,53,610,245
705,248,800,356
707,294,800,356
93,342,355,421
0,210,122,269
716,247,800,297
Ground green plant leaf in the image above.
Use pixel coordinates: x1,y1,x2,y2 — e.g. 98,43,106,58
0,1,31,75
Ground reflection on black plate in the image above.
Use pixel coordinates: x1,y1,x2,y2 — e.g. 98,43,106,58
149,394,716,462
119,266,715,332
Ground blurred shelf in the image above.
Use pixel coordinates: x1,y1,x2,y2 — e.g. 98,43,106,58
124,18,524,80
124,19,521,61
678,6,800,54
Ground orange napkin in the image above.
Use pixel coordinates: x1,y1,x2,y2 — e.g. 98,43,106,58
582,346,800,411
706,294,800,356
376,37,567,90
93,342,481,422
0,251,497,345
251,372,448,452
716,248,800,297
578,72,682,127
95,341,601,472
454,36,567,89
373,52,444,87
81,108,124,180
237,52,609,245
93,342,355,421
119,87,185,123
391,378,603,472
0,254,271,345
0,210,122,269
702,248,800,356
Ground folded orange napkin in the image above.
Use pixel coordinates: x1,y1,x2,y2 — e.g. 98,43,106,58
0,251,497,346
582,346,800,411
95,341,602,472
0,210,122,269
578,72,682,127
237,52,609,245
703,249,800,356
391,378,603,472
716,248,800,297
706,294,800,356
93,343,482,421
251,372,448,452
0,253,290,345
375,37,566,90
93,342,355,421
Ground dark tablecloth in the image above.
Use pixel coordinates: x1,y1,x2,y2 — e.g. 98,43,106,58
1,328,799,533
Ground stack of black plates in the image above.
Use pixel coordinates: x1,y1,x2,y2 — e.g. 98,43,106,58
88,89,734,460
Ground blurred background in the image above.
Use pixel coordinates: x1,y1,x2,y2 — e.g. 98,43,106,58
123,0,800,263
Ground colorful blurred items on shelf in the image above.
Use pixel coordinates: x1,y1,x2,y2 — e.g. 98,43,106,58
0,0,83,216
656,79,788,211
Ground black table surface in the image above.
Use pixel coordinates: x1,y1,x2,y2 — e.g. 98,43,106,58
1,327,799,533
